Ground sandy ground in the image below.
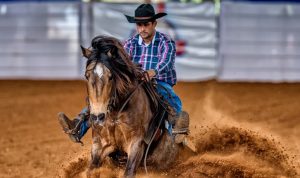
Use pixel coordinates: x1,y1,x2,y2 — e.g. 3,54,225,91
0,80,299,178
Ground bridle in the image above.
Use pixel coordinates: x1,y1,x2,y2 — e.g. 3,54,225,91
86,51,141,125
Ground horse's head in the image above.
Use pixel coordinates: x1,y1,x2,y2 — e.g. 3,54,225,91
81,35,143,119
81,47,112,122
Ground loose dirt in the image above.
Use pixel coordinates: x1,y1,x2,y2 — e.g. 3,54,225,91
0,80,299,177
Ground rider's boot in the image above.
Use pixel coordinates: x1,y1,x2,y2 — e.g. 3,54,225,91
58,108,89,143
171,111,197,152
172,110,189,135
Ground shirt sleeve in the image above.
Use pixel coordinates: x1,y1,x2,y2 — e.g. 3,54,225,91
155,39,176,75
123,39,132,56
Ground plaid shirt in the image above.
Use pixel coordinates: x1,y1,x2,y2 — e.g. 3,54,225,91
124,31,177,86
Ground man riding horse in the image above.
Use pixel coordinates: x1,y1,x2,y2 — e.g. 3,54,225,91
58,3,188,146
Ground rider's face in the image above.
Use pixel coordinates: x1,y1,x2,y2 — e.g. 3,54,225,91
136,21,157,41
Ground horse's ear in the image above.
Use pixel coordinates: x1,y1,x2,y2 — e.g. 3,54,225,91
107,50,112,58
81,46,92,59
107,46,117,58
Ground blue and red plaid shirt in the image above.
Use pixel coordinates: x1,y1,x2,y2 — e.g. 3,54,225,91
124,31,177,86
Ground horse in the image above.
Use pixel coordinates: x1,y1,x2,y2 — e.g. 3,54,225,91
81,35,191,178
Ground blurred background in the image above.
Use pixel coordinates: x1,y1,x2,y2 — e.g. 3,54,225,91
1,0,300,177
1,0,299,82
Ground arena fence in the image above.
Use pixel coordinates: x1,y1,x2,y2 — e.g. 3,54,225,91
0,2,81,79
0,1,300,82
218,1,300,82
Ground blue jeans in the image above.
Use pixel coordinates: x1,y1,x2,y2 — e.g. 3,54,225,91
78,80,182,139
78,107,89,139
156,80,182,115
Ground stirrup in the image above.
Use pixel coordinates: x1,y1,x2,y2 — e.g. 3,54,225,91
172,127,189,134
58,114,84,145
67,119,85,145
67,119,84,135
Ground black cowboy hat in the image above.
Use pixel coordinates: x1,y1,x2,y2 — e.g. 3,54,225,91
125,4,167,23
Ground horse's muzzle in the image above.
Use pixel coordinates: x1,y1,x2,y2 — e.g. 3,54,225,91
90,113,105,126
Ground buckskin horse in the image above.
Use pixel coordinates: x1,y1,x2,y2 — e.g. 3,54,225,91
81,35,192,178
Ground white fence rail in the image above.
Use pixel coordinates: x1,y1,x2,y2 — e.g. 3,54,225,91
0,2,217,80
218,1,300,82
0,2,81,79
1,1,300,82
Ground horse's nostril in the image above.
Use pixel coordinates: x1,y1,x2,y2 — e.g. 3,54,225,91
90,113,105,126
90,114,96,121
99,113,105,120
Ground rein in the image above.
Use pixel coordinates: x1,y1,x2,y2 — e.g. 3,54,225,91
115,81,145,118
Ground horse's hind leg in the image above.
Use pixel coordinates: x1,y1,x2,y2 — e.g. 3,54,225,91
123,138,145,178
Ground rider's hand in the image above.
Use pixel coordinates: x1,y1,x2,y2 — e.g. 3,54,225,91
146,69,156,79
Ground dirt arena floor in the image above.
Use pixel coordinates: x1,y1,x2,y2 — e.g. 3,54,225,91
0,80,299,178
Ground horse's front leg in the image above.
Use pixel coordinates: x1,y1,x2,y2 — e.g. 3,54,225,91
90,136,102,169
87,135,115,177
123,138,145,178
86,135,102,178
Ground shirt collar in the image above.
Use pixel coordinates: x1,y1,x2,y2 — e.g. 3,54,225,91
138,31,157,46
